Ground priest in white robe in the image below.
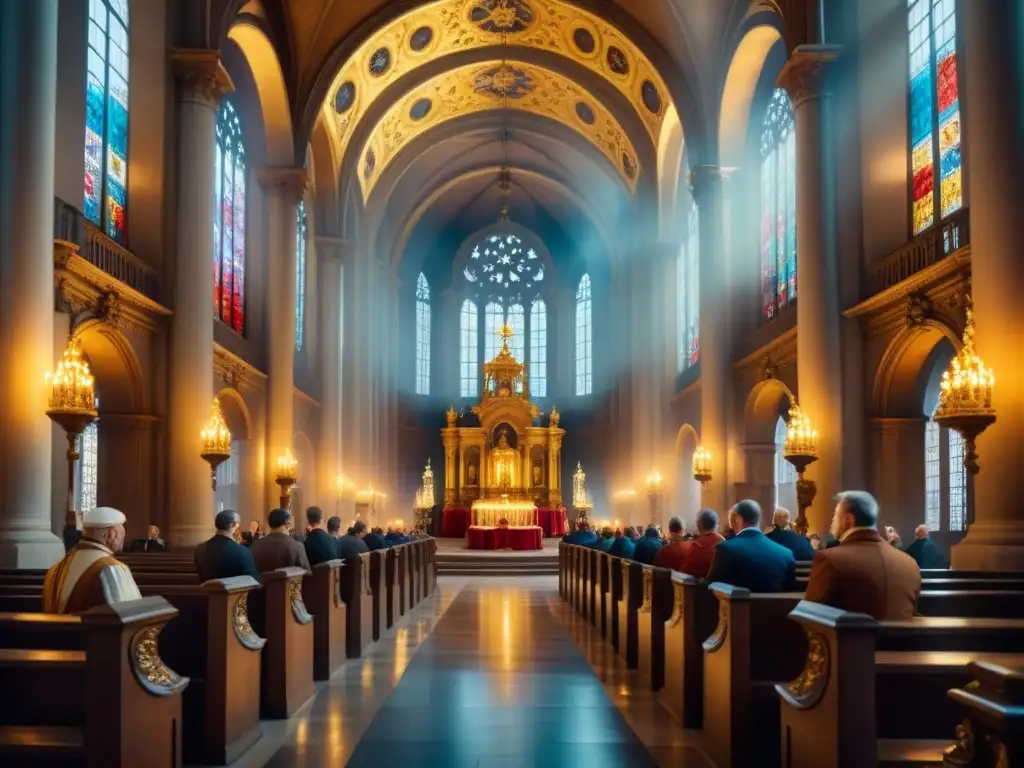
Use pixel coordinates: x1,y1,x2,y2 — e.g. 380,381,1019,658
43,506,142,614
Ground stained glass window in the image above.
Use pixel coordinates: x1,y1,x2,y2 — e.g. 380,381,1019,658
84,0,129,243
678,242,686,374
948,428,966,531
460,300,478,398
463,233,544,290
760,88,797,322
575,274,592,396
214,100,247,334
76,421,99,515
924,418,941,530
908,0,962,235
295,201,307,351
485,302,504,362
530,299,547,398
415,274,430,395
686,201,700,367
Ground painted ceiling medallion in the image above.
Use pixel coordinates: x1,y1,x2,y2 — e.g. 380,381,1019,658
572,28,596,54
334,81,356,114
575,102,596,125
410,26,434,52
474,64,535,99
607,46,630,76
469,0,535,34
641,81,662,115
410,98,433,120
368,47,392,77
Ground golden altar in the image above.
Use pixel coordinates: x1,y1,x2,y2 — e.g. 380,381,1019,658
442,325,564,518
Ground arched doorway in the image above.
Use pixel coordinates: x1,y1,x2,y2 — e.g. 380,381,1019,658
215,389,254,521
742,378,795,520
674,424,701,527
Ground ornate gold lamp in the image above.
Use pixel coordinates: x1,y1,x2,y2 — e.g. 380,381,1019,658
46,335,98,539
934,301,995,528
783,403,819,535
692,444,713,486
275,450,298,510
572,462,593,527
200,397,232,490
413,459,435,532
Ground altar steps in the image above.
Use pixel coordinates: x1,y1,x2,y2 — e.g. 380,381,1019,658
436,551,558,577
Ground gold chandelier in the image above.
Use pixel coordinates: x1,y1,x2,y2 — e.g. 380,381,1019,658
200,397,232,490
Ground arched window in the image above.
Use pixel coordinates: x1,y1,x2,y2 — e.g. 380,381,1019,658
948,428,967,530
686,201,700,367
460,300,478,398
774,416,797,513
575,274,592,396
908,0,962,235
415,273,430,395
214,100,247,334
84,0,129,243
215,441,240,513
924,418,941,530
76,420,99,515
295,201,307,351
760,88,797,322
484,302,504,361
531,299,547,398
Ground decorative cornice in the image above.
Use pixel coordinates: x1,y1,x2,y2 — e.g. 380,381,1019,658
255,167,308,204
777,45,842,107
214,344,267,392
732,326,798,376
171,49,234,106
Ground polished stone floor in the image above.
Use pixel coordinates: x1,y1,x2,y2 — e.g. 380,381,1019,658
228,577,712,768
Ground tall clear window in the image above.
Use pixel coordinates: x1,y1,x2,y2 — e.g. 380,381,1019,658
460,300,478,397
774,416,797,512
686,201,700,367
214,100,247,334
908,0,962,235
76,421,99,515
760,88,797,322
508,304,525,361
530,299,547,397
484,302,504,362
295,201,307,350
575,274,593,396
948,428,966,531
415,273,430,395
84,0,129,243
924,418,941,530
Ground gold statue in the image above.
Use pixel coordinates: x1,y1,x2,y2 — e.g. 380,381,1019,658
446,405,457,427
549,406,560,427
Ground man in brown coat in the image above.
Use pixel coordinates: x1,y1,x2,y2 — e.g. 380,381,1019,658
804,491,921,620
251,507,311,574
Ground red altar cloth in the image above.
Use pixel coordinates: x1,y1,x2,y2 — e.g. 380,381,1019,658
467,526,543,551
442,507,567,538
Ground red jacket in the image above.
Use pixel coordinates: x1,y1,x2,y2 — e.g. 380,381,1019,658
678,532,724,579
654,539,688,571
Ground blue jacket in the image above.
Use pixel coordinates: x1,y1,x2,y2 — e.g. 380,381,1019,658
566,529,599,546
587,536,613,553
632,534,664,565
765,527,817,562
706,529,796,593
364,532,390,551
608,537,636,559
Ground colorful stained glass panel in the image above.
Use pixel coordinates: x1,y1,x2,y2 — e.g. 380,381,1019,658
760,88,795,322
214,101,247,334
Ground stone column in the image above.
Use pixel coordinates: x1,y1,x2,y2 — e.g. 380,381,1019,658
257,168,306,512
691,166,732,514
951,1,1024,570
317,236,347,516
870,418,927,544
778,45,843,534
0,0,64,566
167,50,233,546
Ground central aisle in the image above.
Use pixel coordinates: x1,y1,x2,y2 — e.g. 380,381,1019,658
344,581,659,767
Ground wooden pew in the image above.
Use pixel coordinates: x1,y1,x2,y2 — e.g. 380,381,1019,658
0,596,186,768
409,544,422,606
636,565,675,691
579,546,590,620
661,573,720,728
608,553,623,652
397,546,409,617
343,553,374,658
777,601,1024,768
254,568,314,719
944,659,1024,768
385,548,400,630
558,542,566,598
302,560,347,681
573,546,583,610
587,549,599,625
617,560,643,668
597,552,611,640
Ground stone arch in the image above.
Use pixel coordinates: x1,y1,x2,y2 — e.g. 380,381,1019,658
215,387,252,440
657,103,686,241
873,320,961,418
213,386,255,518
75,320,147,413
673,423,701,524
742,377,795,516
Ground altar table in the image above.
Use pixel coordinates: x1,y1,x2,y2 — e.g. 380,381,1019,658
443,507,567,538
467,526,543,551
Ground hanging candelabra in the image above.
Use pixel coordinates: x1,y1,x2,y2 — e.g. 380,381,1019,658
45,335,98,540
692,444,712,485
275,450,298,510
200,397,232,490
934,299,995,528
783,402,819,535
413,459,435,532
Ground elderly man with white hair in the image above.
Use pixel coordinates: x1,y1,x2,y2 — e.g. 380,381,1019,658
765,506,816,561
42,506,142,614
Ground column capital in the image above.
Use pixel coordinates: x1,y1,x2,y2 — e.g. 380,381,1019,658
171,48,234,107
316,236,352,263
777,44,842,108
256,167,308,204
688,164,736,200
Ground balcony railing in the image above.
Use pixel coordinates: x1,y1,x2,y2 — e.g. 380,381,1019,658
53,197,161,301
866,208,969,296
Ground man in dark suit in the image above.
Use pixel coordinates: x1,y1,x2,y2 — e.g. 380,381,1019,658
632,526,665,565
904,524,948,569
706,499,795,592
251,508,311,573
805,492,922,620
565,523,598,546
303,506,339,566
765,508,816,562
337,520,370,559
194,510,261,583
365,526,390,551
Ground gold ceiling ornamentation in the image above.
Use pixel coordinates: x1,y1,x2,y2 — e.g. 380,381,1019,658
323,0,670,169
359,59,641,201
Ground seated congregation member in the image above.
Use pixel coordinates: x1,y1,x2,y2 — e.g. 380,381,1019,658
632,526,665,565
251,508,311,573
804,491,921,621
194,510,261,583
808,533,823,552
706,499,795,593
327,515,343,539
904,524,948,569
364,526,390,551
337,520,370,559
721,509,738,540
129,524,168,552
241,519,263,548
765,507,816,562
303,506,339,566
653,516,688,570
608,528,636,559
677,509,723,579
587,527,614,552
43,507,142,614
566,522,599,546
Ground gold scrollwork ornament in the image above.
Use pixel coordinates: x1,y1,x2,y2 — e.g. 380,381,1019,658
131,625,183,690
